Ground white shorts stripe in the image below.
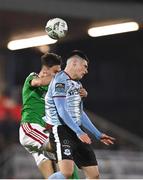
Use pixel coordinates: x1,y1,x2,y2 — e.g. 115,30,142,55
52,125,62,161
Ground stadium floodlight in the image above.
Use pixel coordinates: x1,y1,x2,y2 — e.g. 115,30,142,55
7,35,57,50
88,21,139,37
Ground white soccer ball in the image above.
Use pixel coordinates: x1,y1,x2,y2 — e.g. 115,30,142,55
45,18,68,40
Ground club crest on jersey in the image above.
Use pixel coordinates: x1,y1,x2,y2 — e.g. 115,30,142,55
63,148,71,156
55,83,65,93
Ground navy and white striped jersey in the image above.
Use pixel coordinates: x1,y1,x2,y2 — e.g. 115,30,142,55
44,71,83,126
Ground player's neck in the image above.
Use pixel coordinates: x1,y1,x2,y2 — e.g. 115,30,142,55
64,68,76,80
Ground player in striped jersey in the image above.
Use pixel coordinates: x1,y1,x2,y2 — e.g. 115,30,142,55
44,50,115,179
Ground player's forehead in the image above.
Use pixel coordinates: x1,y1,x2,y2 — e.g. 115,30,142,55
77,57,88,67
51,65,61,71
42,65,49,70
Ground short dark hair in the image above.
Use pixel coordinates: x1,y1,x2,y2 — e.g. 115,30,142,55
41,52,62,67
67,50,89,63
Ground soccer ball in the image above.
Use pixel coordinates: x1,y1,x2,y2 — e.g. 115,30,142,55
45,18,68,40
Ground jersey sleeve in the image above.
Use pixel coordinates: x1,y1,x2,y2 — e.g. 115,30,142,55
52,73,67,97
26,72,38,87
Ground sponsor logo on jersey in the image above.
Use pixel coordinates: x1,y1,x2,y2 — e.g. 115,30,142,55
55,83,65,92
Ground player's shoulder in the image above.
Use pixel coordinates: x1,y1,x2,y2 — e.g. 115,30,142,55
25,72,38,83
29,72,38,77
54,71,69,82
27,72,38,79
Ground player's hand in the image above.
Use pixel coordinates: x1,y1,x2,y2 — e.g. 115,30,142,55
100,133,115,145
79,87,88,98
78,133,92,144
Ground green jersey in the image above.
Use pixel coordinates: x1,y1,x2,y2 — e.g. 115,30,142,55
21,72,48,127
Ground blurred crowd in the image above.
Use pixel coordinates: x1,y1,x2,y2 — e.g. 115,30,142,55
0,92,21,152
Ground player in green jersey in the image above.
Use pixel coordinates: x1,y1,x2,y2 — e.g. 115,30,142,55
19,52,62,178
19,52,87,179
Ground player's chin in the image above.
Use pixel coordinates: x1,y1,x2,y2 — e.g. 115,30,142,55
80,74,85,79
76,76,82,80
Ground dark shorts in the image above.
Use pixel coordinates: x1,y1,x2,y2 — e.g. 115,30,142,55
50,125,98,168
